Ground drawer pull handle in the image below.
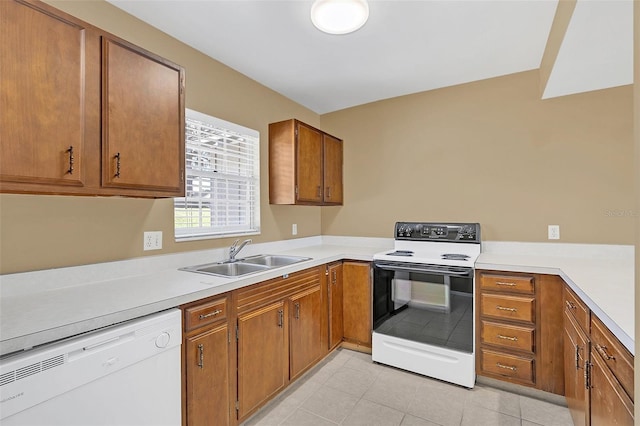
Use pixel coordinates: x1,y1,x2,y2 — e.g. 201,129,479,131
277,309,284,328
199,309,222,320
595,344,615,361
496,281,517,287
197,344,204,369
67,146,75,174
565,300,576,310
496,305,517,312
114,152,121,178
496,363,517,372
497,334,518,342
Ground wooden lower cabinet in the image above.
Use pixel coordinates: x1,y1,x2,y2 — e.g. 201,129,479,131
328,262,344,350
289,285,324,379
234,267,326,423
562,283,634,426
182,295,232,426
476,271,563,394
185,324,231,426
563,309,589,426
342,261,372,349
590,347,634,426
237,301,287,420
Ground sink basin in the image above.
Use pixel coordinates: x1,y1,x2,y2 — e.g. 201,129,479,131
241,254,311,267
180,254,310,278
181,261,270,277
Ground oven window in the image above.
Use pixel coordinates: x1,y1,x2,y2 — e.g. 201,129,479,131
373,266,474,353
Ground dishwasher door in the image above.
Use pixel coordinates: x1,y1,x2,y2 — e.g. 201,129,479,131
0,309,182,426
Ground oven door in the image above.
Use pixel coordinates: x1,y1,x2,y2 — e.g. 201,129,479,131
373,260,474,353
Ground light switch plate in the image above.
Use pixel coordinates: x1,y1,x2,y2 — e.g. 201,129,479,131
144,231,163,250
292,224,298,236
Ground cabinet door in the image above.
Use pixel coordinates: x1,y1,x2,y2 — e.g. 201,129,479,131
564,310,589,426
102,37,185,195
290,286,323,379
295,122,323,203
590,349,634,426
328,263,344,349
237,301,287,421
323,135,343,204
343,262,372,348
185,323,230,426
1,0,88,188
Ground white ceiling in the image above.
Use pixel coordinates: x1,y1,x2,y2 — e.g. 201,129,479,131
107,0,633,114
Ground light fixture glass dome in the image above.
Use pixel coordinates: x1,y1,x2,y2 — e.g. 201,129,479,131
310,0,369,35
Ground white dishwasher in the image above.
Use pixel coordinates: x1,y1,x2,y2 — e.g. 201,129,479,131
0,309,182,426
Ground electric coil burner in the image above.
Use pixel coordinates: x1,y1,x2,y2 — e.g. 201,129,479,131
372,222,481,388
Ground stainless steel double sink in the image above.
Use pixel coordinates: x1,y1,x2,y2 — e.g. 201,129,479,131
180,254,311,278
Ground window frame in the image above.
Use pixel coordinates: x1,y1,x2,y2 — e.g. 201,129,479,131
174,109,260,242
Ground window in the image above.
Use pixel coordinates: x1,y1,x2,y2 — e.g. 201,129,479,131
174,109,260,241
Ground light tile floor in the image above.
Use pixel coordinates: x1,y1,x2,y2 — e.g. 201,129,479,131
242,349,574,426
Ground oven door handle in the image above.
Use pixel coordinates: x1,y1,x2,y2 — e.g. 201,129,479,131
374,262,472,277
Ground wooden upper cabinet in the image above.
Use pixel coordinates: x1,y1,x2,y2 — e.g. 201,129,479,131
295,123,323,203
323,134,343,204
0,0,185,198
101,37,185,195
0,0,90,188
269,119,343,205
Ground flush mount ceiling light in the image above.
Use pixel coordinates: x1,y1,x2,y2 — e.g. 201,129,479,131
310,0,369,35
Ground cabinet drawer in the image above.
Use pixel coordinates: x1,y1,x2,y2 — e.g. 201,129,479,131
481,348,535,385
591,315,634,401
481,320,535,353
480,293,535,323
563,285,590,333
185,298,227,332
480,273,534,294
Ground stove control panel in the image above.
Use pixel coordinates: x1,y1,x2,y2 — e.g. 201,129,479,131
395,222,480,243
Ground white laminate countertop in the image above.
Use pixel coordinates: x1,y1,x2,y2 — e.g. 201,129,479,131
0,236,392,356
477,241,634,354
0,237,634,357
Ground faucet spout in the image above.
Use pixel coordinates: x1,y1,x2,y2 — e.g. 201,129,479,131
228,238,252,261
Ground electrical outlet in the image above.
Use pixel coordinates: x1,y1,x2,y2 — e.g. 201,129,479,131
548,225,560,240
144,231,163,250
292,224,298,236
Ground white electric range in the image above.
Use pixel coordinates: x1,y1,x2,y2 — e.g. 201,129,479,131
371,222,481,388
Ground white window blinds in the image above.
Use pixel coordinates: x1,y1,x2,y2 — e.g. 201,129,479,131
174,109,260,240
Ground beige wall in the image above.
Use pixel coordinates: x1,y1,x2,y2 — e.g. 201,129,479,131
1,1,635,274
634,0,639,416
320,70,634,244
0,0,322,274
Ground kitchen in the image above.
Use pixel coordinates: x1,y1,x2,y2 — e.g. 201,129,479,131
0,0,638,425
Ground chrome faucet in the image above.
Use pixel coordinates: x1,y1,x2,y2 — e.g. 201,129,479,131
228,238,252,262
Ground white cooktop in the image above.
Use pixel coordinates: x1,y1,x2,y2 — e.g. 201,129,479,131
373,241,481,267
